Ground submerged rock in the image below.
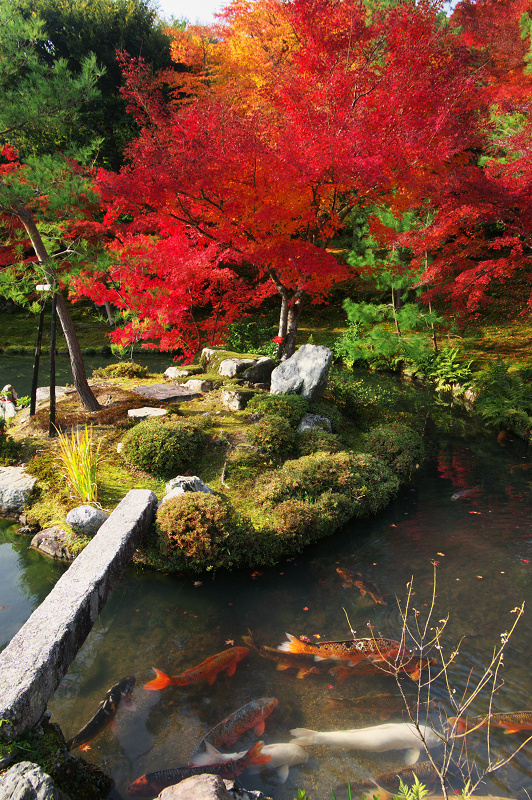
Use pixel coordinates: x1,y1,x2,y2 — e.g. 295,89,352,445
30,527,72,561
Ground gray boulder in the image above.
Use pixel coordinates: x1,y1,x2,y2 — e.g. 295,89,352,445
164,367,189,379
0,761,71,800
270,344,332,402
185,379,214,393
158,775,232,800
242,357,275,384
0,399,17,421
218,358,255,378
221,389,251,411
127,407,167,420
297,412,332,434
30,527,72,561
66,505,110,536
1,384,18,403
0,467,37,515
160,475,214,506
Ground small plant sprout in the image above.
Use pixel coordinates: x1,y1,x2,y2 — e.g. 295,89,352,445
55,425,102,505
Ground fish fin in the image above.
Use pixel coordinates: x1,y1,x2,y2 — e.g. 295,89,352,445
277,764,290,783
277,633,305,653
247,741,272,766
254,720,266,736
225,661,237,677
503,727,522,734
314,655,328,662
404,748,420,766
408,667,421,682
205,742,221,755
290,728,316,746
122,699,137,712
333,667,351,685
276,664,291,671
296,668,311,678
206,672,218,686
143,668,173,691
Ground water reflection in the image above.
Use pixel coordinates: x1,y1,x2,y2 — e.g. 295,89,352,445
0,519,67,651
41,429,532,799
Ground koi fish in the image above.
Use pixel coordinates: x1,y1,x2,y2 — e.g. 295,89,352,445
336,568,387,605
66,675,136,750
449,710,532,734
190,741,308,783
451,487,481,501
143,647,249,690
290,722,440,765
189,697,278,759
332,654,437,684
277,633,409,666
242,633,329,678
325,692,417,719
126,741,271,797
509,463,532,472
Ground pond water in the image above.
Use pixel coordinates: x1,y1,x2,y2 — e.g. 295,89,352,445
3,417,532,799
0,352,174,397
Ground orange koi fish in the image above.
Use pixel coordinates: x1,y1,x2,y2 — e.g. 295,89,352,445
144,647,249,690
332,655,436,684
127,741,271,797
190,697,278,761
242,634,329,678
277,633,409,666
336,568,387,605
374,759,441,793
449,710,532,734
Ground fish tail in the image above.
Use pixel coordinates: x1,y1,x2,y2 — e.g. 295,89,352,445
143,668,174,691
448,716,467,732
333,666,352,685
246,741,272,767
290,728,318,746
277,633,308,654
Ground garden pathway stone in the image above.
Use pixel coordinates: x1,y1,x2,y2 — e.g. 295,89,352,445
132,384,200,402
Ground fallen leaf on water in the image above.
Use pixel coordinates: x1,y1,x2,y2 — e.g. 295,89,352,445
476,575,483,579
303,607,309,611
225,639,234,646
80,744,91,752
0,606,8,609
313,634,321,639
468,511,481,515
193,581,202,587
521,559,530,564
437,552,445,556
251,571,263,580
390,524,397,527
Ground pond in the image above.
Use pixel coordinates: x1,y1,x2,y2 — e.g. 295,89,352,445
3,417,532,799
0,352,174,398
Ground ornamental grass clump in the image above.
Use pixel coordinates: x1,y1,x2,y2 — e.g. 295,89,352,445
56,425,102,504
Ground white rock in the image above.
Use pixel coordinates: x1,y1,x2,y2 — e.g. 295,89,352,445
0,400,16,421
164,367,189,379
221,389,250,411
0,467,37,514
66,505,109,536
218,358,255,377
270,344,332,402
127,407,167,419
185,379,213,393
159,476,214,507
297,413,332,434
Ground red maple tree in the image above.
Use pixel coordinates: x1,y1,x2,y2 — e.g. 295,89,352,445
71,0,480,360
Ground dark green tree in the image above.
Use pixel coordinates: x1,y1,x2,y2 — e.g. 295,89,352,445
11,0,174,169
0,0,105,410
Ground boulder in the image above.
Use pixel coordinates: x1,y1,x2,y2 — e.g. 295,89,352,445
66,505,110,536
0,399,17,421
270,344,333,402
164,367,189,379
30,527,72,561
218,358,255,378
1,384,18,403
241,357,276,384
158,775,232,800
297,412,332,434
132,384,200,402
0,467,37,515
160,475,214,506
127,407,167,420
0,761,71,800
185,379,214,393
221,389,251,411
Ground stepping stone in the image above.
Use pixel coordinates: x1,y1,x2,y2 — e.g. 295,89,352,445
131,384,200,402
128,407,167,419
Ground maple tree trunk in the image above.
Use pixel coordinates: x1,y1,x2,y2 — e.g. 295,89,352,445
16,206,101,411
284,291,305,359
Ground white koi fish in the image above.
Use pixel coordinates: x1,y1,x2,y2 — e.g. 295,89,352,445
189,740,309,783
289,722,440,765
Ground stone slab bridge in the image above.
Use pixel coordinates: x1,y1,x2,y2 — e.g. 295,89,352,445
0,489,157,742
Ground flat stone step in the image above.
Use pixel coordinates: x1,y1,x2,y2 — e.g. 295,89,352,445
128,407,167,419
131,384,200,402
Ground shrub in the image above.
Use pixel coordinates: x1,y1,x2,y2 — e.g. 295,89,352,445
248,415,296,461
364,423,425,480
223,317,277,358
296,428,342,456
157,493,254,571
224,448,269,482
327,367,395,423
247,393,308,427
474,359,532,439
308,399,343,432
121,417,208,478
0,420,20,466
92,361,149,379
348,452,400,515
256,451,354,506
273,491,356,544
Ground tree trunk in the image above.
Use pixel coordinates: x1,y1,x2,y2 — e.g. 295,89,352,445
16,205,101,411
283,290,305,359
276,289,289,360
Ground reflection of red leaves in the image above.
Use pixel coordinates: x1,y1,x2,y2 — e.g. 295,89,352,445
0,606,8,609
193,581,202,587
251,571,263,580
521,559,530,564
303,606,309,611
80,744,91,752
